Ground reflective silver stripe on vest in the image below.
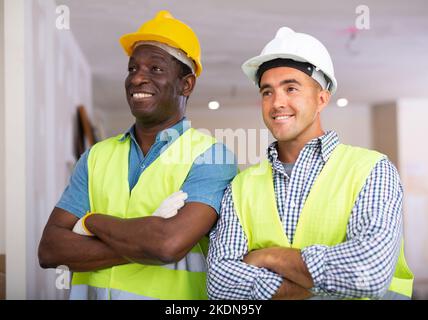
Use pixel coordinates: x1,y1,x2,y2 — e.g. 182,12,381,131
69,253,206,300
110,289,158,300
69,285,109,300
161,252,207,273
380,290,410,300
307,290,410,300
69,285,158,300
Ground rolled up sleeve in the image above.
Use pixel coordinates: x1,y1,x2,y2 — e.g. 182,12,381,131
301,159,403,299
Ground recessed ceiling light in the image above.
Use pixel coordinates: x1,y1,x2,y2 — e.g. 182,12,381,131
208,101,220,110
337,98,348,107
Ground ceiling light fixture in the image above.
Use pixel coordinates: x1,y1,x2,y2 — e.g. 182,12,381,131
337,98,348,108
208,101,220,110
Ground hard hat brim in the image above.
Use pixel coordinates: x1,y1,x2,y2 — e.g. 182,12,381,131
242,53,337,94
119,32,202,76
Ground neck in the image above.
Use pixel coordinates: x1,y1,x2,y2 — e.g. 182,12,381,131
277,126,325,163
134,114,183,155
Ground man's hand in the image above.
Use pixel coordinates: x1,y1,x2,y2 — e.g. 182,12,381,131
244,247,314,289
243,248,314,300
272,278,313,300
72,213,96,236
152,191,188,218
243,247,276,268
38,207,128,272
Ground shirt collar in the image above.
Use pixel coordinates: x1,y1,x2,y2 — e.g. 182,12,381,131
118,117,190,144
267,130,340,165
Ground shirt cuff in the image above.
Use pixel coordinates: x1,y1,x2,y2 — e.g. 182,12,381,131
301,245,329,296
251,268,283,300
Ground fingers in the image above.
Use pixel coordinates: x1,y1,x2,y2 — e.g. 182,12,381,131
161,209,179,219
161,192,187,207
162,199,185,212
167,190,188,202
153,207,179,218
152,190,188,218
175,200,185,209
72,218,94,236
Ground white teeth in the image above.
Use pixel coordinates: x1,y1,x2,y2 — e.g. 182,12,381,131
132,93,153,98
274,115,292,120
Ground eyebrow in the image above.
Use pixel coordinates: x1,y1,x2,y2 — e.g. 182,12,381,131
259,79,302,92
148,54,169,63
129,54,169,65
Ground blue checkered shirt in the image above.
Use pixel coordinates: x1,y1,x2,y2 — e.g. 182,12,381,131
207,130,403,299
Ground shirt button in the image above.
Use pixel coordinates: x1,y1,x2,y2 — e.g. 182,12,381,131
290,200,296,208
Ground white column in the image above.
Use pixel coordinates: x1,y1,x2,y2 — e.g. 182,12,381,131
0,0,6,257
4,0,27,299
397,99,428,296
372,99,428,298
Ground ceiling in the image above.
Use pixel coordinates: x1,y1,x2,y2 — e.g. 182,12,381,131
60,0,428,111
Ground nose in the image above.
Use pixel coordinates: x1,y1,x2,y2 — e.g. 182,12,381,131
128,69,150,87
272,89,288,110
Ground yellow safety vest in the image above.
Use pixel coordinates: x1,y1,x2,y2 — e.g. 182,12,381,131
231,144,413,299
71,128,215,300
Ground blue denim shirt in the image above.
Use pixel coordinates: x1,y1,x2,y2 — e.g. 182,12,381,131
57,117,238,218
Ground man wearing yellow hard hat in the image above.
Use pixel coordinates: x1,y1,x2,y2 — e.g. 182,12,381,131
38,10,237,300
207,27,413,300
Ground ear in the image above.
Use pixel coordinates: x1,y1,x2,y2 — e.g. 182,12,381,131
317,89,331,113
180,74,196,97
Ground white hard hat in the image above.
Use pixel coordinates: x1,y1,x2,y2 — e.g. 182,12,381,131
242,27,337,95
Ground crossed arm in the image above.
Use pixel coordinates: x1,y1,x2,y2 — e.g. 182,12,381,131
209,159,404,300
38,203,217,272
243,247,314,299
207,185,313,300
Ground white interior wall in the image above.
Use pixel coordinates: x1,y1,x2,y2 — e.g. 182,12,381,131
4,0,27,300
396,98,428,297
25,0,93,299
371,102,399,167
322,103,373,149
0,0,5,256
0,0,94,299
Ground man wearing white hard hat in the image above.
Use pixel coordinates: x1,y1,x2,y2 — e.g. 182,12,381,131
38,11,237,300
207,27,413,300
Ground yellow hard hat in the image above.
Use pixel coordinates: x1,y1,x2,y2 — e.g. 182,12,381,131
119,10,202,77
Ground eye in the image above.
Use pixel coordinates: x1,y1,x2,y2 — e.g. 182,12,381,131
261,90,272,97
287,87,298,93
128,66,137,73
152,66,163,72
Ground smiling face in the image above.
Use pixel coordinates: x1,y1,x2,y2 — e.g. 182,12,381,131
259,66,330,145
125,44,194,126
